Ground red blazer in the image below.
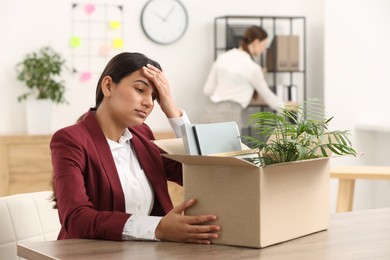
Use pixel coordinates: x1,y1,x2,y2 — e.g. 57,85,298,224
50,109,183,241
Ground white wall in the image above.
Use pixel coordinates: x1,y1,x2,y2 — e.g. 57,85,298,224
0,0,324,134
12,0,382,211
4,0,388,213
325,0,390,211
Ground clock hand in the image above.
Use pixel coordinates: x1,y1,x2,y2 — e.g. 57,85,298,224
164,5,175,20
154,12,167,22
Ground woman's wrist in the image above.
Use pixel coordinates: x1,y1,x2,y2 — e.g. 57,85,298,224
161,101,182,118
164,107,182,118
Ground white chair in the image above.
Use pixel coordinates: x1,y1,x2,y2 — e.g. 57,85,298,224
0,191,60,260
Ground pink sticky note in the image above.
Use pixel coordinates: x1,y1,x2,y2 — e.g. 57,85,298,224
99,45,111,56
80,71,92,82
84,4,95,15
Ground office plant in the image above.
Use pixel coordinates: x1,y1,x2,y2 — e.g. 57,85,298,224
16,46,67,104
16,46,68,134
244,99,357,166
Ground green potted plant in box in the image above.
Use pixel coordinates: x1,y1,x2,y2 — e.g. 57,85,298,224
16,46,67,134
244,99,357,166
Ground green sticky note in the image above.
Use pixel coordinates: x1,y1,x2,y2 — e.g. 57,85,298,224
70,37,81,48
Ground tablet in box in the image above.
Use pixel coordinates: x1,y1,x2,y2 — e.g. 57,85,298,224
180,122,241,155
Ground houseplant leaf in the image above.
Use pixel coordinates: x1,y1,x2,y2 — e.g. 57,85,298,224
244,99,357,166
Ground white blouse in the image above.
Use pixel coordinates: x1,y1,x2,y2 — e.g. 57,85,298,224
203,48,283,110
106,112,189,240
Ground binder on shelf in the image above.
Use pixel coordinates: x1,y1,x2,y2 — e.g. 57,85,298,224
286,85,298,102
266,35,300,72
276,84,285,101
180,122,242,155
275,84,298,102
289,36,300,71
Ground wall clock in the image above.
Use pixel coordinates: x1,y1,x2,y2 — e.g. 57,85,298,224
141,0,188,45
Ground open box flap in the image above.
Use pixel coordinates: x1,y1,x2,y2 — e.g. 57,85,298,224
154,138,185,154
154,138,252,156
154,138,356,168
162,153,258,167
154,138,257,167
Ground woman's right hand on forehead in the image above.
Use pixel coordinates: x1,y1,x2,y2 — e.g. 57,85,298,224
142,64,182,118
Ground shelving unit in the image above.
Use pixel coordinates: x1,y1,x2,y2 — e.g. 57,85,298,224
214,15,306,112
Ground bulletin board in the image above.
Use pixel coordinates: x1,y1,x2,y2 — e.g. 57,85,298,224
70,3,124,82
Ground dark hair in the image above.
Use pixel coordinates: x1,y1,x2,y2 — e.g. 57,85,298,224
240,26,268,55
95,52,162,108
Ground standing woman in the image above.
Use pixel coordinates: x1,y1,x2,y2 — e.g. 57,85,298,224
202,25,284,130
50,52,220,244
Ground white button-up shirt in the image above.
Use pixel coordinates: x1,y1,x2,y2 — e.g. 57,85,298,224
203,48,283,110
106,112,189,240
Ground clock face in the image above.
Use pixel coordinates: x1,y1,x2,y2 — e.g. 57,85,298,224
141,0,188,45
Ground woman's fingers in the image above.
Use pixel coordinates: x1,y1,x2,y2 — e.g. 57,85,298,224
156,198,221,243
186,231,220,240
186,239,212,245
143,64,164,82
184,214,218,225
142,65,169,94
142,63,181,118
173,199,218,224
184,220,221,237
142,66,157,79
172,198,196,213
174,199,221,239
146,63,162,72
182,227,220,243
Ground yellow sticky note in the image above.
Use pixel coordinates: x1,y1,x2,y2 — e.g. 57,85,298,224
70,37,81,48
109,21,121,30
112,38,124,49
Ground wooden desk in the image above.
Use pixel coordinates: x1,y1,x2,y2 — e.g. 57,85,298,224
331,166,390,212
17,208,390,260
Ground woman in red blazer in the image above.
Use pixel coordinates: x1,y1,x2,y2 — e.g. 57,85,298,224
50,52,220,244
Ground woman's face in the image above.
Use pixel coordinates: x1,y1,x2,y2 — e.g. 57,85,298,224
251,38,268,57
104,69,158,127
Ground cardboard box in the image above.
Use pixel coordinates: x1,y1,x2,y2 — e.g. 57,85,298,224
156,139,329,248
266,35,300,72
